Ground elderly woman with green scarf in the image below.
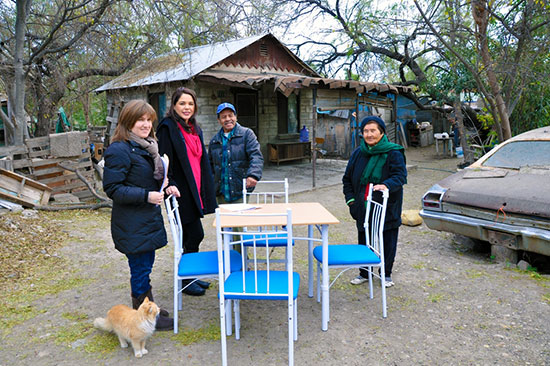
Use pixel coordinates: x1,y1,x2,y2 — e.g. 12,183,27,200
343,116,407,288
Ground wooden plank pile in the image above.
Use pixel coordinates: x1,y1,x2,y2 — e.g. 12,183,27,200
0,168,52,207
0,131,99,206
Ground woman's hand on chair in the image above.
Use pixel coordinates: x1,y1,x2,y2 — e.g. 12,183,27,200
165,185,180,197
148,191,164,205
373,184,388,192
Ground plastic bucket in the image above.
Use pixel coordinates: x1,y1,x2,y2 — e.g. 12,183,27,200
456,146,464,158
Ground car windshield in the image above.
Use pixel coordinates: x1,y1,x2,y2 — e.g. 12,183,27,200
482,141,550,169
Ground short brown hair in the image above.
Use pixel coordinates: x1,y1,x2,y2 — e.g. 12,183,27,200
111,100,157,143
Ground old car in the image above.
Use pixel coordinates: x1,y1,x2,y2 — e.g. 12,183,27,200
420,126,550,262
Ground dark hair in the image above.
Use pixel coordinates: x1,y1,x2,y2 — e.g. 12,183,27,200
167,87,199,134
111,100,157,143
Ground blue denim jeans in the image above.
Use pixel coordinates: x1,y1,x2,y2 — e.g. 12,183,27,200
126,251,155,298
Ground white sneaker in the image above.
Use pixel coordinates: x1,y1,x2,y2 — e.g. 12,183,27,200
384,277,394,288
350,275,368,285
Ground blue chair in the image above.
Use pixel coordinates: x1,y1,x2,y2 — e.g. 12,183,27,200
164,195,242,333
216,208,299,366
313,185,389,318
242,178,294,269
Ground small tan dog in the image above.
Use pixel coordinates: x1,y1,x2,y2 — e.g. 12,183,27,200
94,297,159,358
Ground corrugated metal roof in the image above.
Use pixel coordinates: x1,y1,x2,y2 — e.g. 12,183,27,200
95,34,269,92
196,71,412,96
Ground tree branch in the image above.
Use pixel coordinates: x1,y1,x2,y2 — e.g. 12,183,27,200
58,160,111,203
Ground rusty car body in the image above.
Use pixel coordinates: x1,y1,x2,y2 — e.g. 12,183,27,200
420,126,550,258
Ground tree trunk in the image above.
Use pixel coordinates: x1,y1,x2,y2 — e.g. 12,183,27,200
454,99,474,164
13,0,32,145
472,0,512,141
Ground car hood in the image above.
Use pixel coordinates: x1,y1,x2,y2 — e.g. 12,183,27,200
437,168,550,219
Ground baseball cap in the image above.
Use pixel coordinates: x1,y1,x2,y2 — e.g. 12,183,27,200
216,102,236,115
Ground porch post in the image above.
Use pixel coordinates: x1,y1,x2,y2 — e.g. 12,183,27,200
312,88,317,188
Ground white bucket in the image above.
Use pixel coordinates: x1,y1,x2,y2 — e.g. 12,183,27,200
456,146,464,158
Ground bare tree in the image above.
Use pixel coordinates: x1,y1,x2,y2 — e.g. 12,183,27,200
258,0,550,141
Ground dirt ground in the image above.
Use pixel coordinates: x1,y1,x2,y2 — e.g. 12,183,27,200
1,146,549,366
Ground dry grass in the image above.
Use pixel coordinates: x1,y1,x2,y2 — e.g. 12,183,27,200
0,211,68,291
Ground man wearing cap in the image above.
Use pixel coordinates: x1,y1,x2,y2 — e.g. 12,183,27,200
343,116,407,288
209,102,263,203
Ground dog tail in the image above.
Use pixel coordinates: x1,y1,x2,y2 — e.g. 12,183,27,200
93,317,113,332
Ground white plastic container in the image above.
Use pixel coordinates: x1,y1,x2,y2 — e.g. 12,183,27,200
456,146,464,158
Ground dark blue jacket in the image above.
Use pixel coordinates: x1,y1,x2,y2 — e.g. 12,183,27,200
208,123,263,199
343,147,407,231
103,140,167,254
157,117,217,224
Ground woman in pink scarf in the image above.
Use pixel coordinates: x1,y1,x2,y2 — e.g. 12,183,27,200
157,87,218,296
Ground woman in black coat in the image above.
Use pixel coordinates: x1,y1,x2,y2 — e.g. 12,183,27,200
343,116,407,288
103,99,180,331
157,87,217,296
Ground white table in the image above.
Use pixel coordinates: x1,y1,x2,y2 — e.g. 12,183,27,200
216,202,340,331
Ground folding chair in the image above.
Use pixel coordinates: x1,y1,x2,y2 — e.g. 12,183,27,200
313,185,389,318
241,178,294,269
164,195,242,333
216,208,300,366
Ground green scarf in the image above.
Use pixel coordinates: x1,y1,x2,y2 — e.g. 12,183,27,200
359,135,404,185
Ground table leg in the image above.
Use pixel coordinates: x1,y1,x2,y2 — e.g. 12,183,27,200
308,225,314,298
435,139,440,154
321,224,329,331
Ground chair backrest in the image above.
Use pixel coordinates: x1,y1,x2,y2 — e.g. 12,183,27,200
165,195,183,263
363,185,389,261
242,178,289,204
216,208,294,299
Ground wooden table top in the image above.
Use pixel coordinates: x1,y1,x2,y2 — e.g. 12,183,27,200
214,202,340,228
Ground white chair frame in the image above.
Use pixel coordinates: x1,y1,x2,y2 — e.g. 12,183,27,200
165,195,242,333
242,178,291,269
216,208,298,366
314,186,389,318
242,178,289,204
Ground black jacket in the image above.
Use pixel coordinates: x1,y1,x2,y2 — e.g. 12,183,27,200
156,117,217,224
103,140,167,254
342,147,407,231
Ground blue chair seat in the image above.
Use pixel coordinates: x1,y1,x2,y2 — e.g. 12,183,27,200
313,244,381,266
178,250,242,277
242,233,295,247
224,270,300,300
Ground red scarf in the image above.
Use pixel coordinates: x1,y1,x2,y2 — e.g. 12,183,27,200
177,123,203,208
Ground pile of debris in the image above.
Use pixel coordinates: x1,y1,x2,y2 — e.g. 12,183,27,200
0,130,110,210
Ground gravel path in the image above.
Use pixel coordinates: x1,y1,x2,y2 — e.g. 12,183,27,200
1,146,549,365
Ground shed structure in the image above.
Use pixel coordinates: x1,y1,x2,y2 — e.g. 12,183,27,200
96,33,412,160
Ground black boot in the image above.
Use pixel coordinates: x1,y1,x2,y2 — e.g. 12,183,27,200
131,291,174,332
132,287,170,317
155,312,174,331
195,279,211,289
181,279,206,296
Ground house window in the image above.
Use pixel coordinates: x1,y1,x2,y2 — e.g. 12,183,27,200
277,92,300,135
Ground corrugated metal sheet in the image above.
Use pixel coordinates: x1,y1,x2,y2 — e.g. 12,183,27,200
96,34,270,92
196,71,412,96
96,32,412,96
